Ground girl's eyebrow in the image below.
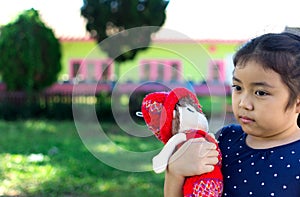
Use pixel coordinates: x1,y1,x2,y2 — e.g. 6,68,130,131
232,76,275,88
232,76,241,83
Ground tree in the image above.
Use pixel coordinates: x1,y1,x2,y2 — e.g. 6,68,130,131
0,8,62,92
81,0,169,63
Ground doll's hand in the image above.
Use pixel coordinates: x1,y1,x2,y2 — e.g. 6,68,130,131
153,133,187,173
167,137,219,177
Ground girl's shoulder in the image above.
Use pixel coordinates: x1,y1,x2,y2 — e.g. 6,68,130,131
220,124,243,132
216,124,244,141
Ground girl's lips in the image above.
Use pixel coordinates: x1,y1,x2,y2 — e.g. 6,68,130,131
239,116,254,124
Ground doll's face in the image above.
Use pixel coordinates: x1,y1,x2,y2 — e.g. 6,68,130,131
177,104,208,133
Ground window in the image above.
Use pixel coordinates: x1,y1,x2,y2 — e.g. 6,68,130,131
102,63,109,81
140,63,150,81
87,62,96,82
157,63,164,81
139,60,182,82
69,59,114,83
170,62,179,81
208,60,225,83
72,61,81,79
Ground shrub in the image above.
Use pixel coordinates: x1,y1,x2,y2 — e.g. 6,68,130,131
0,9,61,92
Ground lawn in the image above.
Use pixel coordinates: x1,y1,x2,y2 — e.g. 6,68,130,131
0,120,165,196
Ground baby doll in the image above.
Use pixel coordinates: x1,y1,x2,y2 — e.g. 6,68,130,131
140,87,223,197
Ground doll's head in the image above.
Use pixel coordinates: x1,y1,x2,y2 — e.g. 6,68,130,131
173,96,208,135
141,87,208,144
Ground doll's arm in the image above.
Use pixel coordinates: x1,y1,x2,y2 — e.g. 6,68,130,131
153,133,187,173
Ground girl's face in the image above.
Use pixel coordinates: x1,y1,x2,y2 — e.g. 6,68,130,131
232,60,300,144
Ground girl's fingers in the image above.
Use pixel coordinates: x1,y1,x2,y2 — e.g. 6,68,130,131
168,137,220,177
201,164,215,173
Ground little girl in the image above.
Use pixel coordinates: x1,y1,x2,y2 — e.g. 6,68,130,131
165,32,300,196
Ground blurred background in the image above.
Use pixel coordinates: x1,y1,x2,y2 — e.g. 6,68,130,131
0,0,299,196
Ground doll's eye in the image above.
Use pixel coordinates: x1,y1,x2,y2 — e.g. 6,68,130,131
187,107,194,113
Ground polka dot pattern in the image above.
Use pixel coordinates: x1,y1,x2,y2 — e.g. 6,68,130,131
218,125,300,196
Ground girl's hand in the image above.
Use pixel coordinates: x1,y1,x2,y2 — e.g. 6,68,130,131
164,138,219,197
168,137,219,177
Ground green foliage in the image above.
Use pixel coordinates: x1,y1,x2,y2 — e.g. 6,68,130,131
0,93,74,120
0,9,62,92
0,120,164,196
95,92,114,121
81,0,169,63
0,92,113,121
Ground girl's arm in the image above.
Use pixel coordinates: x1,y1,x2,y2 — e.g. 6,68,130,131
164,138,219,197
164,168,185,197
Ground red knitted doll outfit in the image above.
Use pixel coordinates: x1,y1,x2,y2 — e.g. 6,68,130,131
141,87,223,197
181,130,223,197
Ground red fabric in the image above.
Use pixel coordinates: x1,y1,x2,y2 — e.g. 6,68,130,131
141,92,168,142
141,87,201,144
182,130,223,197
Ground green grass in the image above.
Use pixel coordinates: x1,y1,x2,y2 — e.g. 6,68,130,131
0,120,164,196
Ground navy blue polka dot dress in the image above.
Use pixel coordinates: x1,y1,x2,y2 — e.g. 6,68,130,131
218,124,300,196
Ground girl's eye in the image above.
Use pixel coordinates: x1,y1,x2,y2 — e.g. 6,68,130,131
255,90,268,96
187,107,194,113
232,85,242,91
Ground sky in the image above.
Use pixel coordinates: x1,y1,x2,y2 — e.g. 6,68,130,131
1,0,300,40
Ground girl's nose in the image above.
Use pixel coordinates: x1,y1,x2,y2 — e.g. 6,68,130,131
239,95,254,110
